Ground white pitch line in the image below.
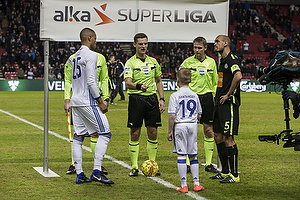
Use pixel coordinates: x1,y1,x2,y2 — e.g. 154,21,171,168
0,109,208,200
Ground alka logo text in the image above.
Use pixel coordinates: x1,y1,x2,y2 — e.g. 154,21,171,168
53,4,114,26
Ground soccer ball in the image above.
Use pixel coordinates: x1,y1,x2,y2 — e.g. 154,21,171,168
141,160,159,177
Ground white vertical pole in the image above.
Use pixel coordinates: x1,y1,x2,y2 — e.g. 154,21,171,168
43,40,49,172
33,40,59,177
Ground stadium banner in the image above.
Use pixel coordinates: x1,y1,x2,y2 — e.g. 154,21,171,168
40,0,229,43
0,80,65,91
1,80,300,92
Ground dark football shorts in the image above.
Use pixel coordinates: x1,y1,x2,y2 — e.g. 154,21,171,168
198,93,214,125
127,94,162,128
213,103,239,136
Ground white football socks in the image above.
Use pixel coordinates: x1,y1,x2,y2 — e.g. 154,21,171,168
93,135,110,171
177,156,187,188
190,156,200,186
72,138,83,174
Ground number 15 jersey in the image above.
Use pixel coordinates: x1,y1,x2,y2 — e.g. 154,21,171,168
168,87,202,123
70,45,100,107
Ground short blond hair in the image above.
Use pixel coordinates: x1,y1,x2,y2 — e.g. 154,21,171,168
218,35,231,45
177,68,191,85
193,36,207,47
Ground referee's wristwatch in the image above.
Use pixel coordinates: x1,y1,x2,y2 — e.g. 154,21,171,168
160,97,165,102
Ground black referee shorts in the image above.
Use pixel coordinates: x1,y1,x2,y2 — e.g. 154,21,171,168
198,93,214,125
213,103,239,136
127,94,162,128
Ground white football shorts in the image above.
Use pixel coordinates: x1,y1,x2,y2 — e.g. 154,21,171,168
173,123,198,155
72,105,110,136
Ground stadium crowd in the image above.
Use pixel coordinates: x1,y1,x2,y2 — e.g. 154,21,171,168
0,0,300,80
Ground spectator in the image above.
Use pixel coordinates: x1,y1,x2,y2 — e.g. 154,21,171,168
229,8,235,25
254,14,259,25
57,72,62,80
259,45,265,52
35,62,43,78
27,67,34,79
263,41,269,52
69,43,76,53
251,63,256,76
243,40,249,54
0,0,299,81
3,63,10,73
271,31,278,40
244,1,250,11
1,51,8,67
247,23,255,35
49,70,56,80
290,4,295,17
2,17,9,31
9,65,15,72
295,26,300,34
17,67,24,79
256,57,262,65
230,42,236,53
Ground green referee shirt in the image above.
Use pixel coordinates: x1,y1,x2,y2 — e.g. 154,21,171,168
124,55,162,96
64,53,110,100
181,55,218,96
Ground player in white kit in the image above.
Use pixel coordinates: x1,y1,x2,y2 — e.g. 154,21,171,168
168,68,204,193
70,27,113,184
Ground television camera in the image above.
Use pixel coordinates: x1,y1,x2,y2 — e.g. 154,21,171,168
257,51,300,151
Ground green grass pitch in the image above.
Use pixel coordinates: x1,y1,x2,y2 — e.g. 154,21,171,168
0,91,299,200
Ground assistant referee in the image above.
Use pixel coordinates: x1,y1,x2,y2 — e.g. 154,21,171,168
180,36,218,173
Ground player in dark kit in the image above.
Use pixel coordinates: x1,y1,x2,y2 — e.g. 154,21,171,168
210,35,242,183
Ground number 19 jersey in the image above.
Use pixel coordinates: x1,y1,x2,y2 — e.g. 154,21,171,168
168,87,202,123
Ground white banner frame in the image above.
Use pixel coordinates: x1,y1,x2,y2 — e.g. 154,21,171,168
40,0,229,43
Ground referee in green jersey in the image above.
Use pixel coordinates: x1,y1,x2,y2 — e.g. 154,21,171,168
181,36,218,173
124,33,165,176
210,35,242,183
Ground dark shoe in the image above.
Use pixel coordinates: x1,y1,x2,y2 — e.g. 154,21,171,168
76,172,91,184
90,169,114,184
129,168,139,176
101,166,108,175
66,164,76,174
155,170,161,176
220,174,240,183
205,164,218,173
209,172,230,180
